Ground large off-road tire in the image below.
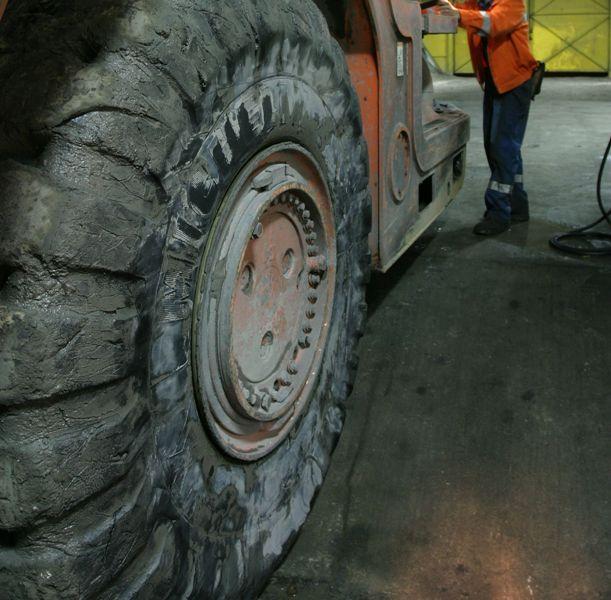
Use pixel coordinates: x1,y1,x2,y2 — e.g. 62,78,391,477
0,0,370,597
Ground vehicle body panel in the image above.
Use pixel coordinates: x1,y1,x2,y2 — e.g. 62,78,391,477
337,0,470,270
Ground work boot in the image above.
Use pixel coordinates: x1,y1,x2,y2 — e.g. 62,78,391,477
473,215,511,236
511,200,530,223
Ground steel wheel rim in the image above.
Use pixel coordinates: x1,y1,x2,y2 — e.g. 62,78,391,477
193,144,336,461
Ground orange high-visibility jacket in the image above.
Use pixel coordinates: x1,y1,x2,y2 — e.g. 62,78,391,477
456,0,537,94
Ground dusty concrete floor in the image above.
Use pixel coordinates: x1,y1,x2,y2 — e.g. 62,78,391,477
261,77,611,599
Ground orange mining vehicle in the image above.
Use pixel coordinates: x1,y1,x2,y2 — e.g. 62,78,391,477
0,1,468,597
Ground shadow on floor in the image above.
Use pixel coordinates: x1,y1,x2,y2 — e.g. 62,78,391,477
261,77,611,600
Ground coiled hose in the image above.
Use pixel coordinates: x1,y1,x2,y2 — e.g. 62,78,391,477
550,136,611,257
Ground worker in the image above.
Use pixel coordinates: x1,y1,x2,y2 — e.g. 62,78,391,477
439,0,538,235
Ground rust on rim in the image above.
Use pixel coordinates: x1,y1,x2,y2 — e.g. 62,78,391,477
193,144,336,461
0,0,9,23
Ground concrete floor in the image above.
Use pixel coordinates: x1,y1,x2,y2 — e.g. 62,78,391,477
261,78,611,599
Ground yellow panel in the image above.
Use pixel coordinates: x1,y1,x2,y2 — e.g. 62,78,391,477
531,0,609,16
530,0,610,73
424,34,453,73
453,28,473,74
433,0,609,75
531,16,609,72
447,1,610,75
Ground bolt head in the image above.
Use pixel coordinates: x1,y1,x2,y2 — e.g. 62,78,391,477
245,389,258,406
287,362,298,375
252,222,263,239
260,393,272,412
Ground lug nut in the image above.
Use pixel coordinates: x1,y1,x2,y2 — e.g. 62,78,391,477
308,293,318,304
287,362,298,375
297,202,306,213
308,255,327,274
245,389,258,407
298,335,311,349
303,325,312,334
252,222,263,239
307,245,319,257
280,378,291,387
305,220,315,231
309,273,321,288
301,210,311,220
306,233,317,244
306,310,316,319
260,393,272,412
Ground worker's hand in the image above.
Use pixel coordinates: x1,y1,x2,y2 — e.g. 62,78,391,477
437,0,460,19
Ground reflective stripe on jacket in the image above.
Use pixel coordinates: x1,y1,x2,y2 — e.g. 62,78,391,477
456,0,537,94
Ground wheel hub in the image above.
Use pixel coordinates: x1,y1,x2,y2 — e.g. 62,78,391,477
193,147,336,460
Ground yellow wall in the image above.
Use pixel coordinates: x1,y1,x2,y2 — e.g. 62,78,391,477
424,0,611,75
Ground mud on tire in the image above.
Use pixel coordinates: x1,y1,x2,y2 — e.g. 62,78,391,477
0,0,370,597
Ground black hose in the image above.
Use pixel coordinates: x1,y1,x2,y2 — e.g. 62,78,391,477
549,136,611,257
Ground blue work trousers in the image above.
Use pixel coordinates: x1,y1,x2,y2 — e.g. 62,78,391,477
483,70,534,223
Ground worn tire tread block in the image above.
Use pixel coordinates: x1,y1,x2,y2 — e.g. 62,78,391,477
0,379,148,530
0,269,140,405
0,0,371,598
